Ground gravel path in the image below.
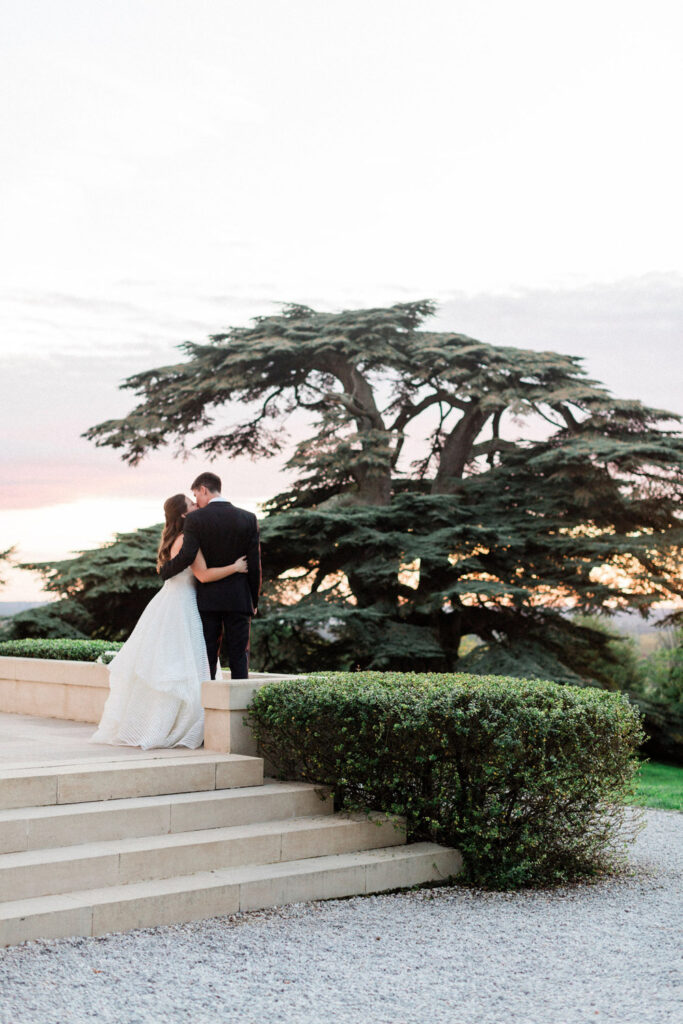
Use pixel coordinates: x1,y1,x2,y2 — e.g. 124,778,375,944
1,808,681,1024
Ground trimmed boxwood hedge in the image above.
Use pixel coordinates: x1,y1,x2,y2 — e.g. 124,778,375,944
0,638,123,663
247,671,645,890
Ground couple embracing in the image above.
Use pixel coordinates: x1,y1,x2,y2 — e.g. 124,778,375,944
92,472,261,750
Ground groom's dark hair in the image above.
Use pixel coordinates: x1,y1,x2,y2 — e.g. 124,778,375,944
191,471,222,493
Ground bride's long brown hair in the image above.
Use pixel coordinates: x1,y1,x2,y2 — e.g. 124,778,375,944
157,494,189,571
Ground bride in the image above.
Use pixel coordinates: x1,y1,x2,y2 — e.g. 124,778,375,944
91,493,248,750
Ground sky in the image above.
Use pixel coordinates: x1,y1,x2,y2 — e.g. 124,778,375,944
1,0,682,601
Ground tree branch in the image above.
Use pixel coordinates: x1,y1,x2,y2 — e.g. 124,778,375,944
471,438,519,459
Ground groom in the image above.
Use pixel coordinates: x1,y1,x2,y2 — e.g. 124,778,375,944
159,471,261,680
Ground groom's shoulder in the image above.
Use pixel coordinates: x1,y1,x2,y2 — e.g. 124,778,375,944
230,502,253,517
213,502,256,527
217,502,253,519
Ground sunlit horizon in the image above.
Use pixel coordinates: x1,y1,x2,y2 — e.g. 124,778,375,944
0,494,270,602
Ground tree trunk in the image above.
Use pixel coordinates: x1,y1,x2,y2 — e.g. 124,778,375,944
322,354,393,506
432,405,489,494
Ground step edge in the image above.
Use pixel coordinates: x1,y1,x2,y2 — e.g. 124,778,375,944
0,781,327,822
0,753,261,781
0,843,461,919
0,812,401,868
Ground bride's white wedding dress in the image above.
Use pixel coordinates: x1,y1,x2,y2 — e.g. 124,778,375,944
91,567,214,750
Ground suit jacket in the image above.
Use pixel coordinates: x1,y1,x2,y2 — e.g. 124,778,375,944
159,501,261,615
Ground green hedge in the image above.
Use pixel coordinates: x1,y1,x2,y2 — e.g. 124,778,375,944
0,638,123,664
248,671,645,889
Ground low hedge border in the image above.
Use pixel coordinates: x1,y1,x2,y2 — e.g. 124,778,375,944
247,671,646,890
0,638,123,664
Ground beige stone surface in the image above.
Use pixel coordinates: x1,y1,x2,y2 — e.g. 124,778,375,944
0,679,18,714
0,713,264,811
279,812,405,861
228,710,259,757
0,842,120,902
0,660,112,722
0,782,328,854
0,658,110,686
56,760,219,804
3,680,69,719
363,842,463,892
201,680,233,710
0,843,463,946
201,676,300,755
168,781,331,833
116,827,282,885
202,707,231,751
201,675,298,712
25,798,173,851
238,862,367,912
90,875,241,935
214,755,263,790
0,893,94,945
0,813,403,900
0,772,58,811
0,816,28,855
64,686,107,724
0,713,214,769
2,817,287,903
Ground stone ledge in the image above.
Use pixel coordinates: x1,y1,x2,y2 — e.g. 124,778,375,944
0,658,302,748
0,658,111,724
202,674,298,711
202,674,302,757
0,657,110,687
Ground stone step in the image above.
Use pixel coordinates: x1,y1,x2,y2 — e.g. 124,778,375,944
0,812,406,903
0,781,333,854
0,753,264,810
0,842,462,946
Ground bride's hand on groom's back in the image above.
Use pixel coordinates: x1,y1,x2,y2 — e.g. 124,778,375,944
233,555,248,574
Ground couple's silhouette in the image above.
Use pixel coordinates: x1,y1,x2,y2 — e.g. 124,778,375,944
92,472,261,749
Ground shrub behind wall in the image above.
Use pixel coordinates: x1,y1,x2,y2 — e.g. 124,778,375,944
248,671,645,889
0,638,123,663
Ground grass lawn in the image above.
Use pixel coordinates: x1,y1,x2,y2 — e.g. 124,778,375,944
627,760,683,811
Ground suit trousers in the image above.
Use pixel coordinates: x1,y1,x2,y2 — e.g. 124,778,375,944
200,609,251,680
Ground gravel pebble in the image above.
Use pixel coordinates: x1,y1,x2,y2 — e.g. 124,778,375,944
1,808,681,1024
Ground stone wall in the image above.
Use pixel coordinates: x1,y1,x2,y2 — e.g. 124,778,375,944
0,657,298,757
0,657,109,724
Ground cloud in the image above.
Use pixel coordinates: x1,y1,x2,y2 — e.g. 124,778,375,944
434,273,683,416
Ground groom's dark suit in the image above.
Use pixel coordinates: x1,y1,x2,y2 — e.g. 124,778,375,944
159,499,261,679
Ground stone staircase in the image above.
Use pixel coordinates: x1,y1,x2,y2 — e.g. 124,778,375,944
0,751,462,945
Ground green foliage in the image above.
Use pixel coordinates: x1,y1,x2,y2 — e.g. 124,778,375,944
8,526,162,641
82,300,683,680
619,629,683,763
2,600,93,640
248,671,645,889
626,759,683,810
642,628,683,712
568,615,646,691
0,638,123,662
457,615,646,691
456,617,683,762
457,637,586,686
